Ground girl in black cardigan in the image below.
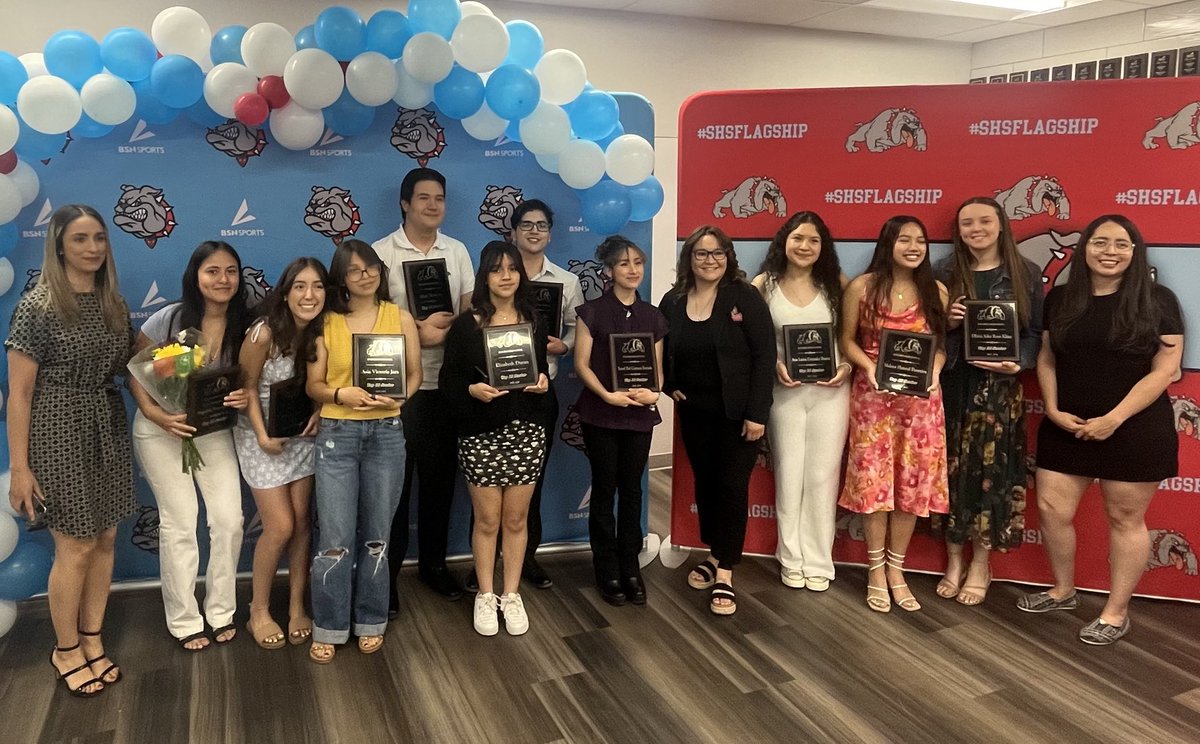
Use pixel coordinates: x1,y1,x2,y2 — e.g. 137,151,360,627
660,225,775,615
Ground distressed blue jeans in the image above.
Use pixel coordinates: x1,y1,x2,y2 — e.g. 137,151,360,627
311,416,405,644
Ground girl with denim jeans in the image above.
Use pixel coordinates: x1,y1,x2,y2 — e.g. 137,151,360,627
305,240,422,664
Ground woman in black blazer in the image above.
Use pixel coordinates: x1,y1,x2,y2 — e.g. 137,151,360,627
660,225,775,615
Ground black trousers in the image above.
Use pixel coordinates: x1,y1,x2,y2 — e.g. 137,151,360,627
676,405,757,569
582,423,652,582
390,388,458,583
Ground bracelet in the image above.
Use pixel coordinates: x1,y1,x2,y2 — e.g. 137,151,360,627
333,387,342,405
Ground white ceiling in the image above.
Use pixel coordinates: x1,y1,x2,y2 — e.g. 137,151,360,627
509,0,1187,42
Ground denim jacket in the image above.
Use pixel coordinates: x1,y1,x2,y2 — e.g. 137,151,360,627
933,255,1043,371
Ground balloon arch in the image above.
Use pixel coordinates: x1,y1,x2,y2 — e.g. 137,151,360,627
0,1,665,637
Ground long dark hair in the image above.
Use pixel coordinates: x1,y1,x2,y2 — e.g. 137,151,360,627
760,211,843,335
672,224,745,295
1051,214,1168,355
948,196,1032,327
255,257,329,378
864,216,946,339
470,240,537,329
326,239,390,313
177,241,249,362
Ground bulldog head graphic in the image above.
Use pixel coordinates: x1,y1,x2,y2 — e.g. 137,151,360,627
205,120,268,166
390,108,446,166
303,186,362,244
478,185,523,235
113,184,176,248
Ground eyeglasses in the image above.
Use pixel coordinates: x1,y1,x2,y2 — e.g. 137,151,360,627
346,265,381,280
517,220,551,233
1087,237,1134,252
693,249,728,262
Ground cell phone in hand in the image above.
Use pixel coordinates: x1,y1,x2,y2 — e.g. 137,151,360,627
26,496,47,532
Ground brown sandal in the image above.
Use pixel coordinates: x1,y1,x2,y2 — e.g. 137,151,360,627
288,616,313,645
357,635,384,654
309,641,335,664
248,617,286,650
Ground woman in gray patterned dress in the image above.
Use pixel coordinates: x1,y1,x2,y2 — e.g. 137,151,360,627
234,258,327,649
5,205,135,697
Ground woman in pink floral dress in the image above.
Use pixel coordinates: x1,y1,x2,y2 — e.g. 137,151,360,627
839,216,949,613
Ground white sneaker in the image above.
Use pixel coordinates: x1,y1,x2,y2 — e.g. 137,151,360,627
781,567,805,589
473,592,499,636
805,576,831,592
500,592,529,636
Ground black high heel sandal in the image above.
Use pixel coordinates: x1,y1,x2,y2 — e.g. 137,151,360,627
49,644,104,698
78,628,121,684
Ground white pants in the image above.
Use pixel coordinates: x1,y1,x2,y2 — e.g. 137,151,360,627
133,412,244,638
768,383,850,580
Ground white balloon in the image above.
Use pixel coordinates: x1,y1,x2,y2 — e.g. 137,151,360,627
203,62,258,119
0,107,17,153
0,258,14,295
16,76,82,135
0,599,15,639
283,48,344,111
0,513,17,563
80,73,136,126
460,1,494,16
151,6,213,68
519,101,570,156
8,160,39,208
269,102,324,150
450,14,509,74
18,53,47,79
402,33,454,84
557,139,606,190
534,49,586,106
392,60,434,109
605,134,655,186
460,101,506,140
0,178,20,223
346,52,398,106
535,152,559,174
241,22,296,78
0,473,10,516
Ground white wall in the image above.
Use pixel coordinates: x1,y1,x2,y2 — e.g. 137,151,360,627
4,1,972,457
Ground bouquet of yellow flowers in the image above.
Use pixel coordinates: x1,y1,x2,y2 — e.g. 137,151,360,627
127,328,210,474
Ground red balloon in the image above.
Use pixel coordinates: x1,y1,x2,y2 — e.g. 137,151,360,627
233,92,269,128
257,75,289,110
0,149,15,175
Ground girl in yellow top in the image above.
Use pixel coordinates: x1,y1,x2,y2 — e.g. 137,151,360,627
305,239,421,664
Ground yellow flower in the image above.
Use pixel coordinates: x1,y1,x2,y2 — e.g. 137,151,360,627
192,345,206,368
152,343,187,361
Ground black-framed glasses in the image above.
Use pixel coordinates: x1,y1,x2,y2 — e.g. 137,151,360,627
693,249,728,262
517,220,551,233
347,265,381,280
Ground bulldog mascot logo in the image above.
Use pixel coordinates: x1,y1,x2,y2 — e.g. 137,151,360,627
21,268,41,295
303,185,362,244
390,107,446,166
845,108,927,153
1143,102,1200,149
1171,396,1200,440
1017,230,1078,288
995,176,1071,221
1147,529,1199,575
567,258,608,301
130,505,160,554
113,184,177,248
560,405,587,453
478,185,524,235
241,265,273,308
713,177,786,219
205,120,268,166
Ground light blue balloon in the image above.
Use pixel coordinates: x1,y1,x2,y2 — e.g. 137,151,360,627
503,21,543,69
315,6,367,61
628,175,664,222
0,541,53,600
504,117,522,144
14,119,66,160
0,221,17,257
366,10,411,58
324,89,375,136
408,0,461,41
150,55,204,109
72,113,114,139
185,98,226,128
569,88,619,141
484,64,540,122
295,25,318,50
44,30,102,89
132,78,179,125
0,52,28,105
101,27,156,82
210,25,248,65
596,120,625,151
433,65,484,120
581,180,632,235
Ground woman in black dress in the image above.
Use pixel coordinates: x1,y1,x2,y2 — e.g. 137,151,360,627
1017,215,1183,646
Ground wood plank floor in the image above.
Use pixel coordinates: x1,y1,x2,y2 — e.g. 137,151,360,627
1,469,1198,743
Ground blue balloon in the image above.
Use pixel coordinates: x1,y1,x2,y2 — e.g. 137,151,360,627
211,25,248,65
185,98,226,128
150,55,203,109
315,6,367,61
569,88,619,141
14,120,66,160
433,64,483,120
408,0,461,41
44,30,102,89
484,64,540,122
628,175,664,222
295,25,318,50
504,117,522,144
324,90,375,136
366,10,411,58
596,120,625,151
581,180,632,235
503,21,544,69
0,52,28,105
72,113,114,139
132,79,179,126
0,221,17,257
0,541,52,601
100,27,156,82
0,422,7,470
